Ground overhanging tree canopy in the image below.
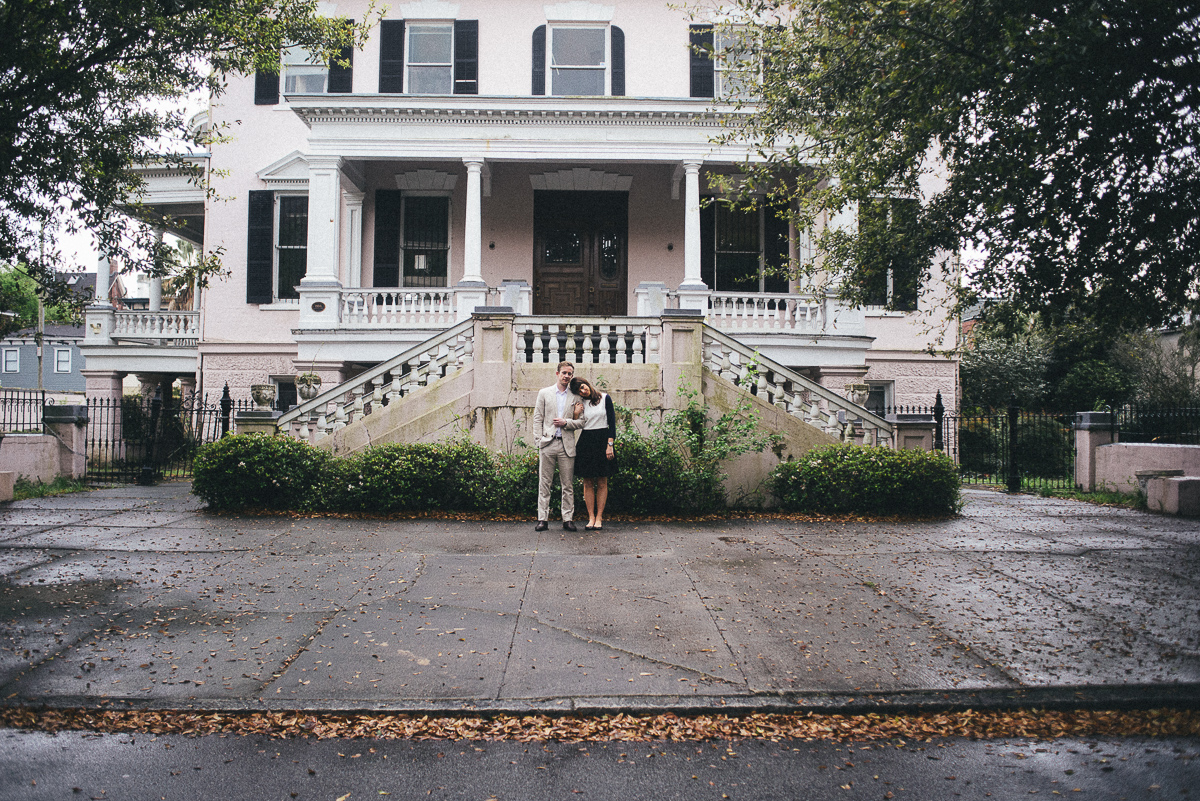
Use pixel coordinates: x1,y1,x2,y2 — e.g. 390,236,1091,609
0,0,370,307
715,0,1200,329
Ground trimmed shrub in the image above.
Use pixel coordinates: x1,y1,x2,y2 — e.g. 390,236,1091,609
771,444,962,516
606,431,688,515
192,433,332,511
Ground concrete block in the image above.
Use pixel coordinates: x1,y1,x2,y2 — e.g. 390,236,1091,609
1146,476,1200,516
0,471,13,502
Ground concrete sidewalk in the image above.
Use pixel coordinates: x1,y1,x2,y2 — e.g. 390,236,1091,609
0,483,1198,714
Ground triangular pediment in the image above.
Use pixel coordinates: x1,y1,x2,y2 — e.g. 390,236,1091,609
257,152,310,187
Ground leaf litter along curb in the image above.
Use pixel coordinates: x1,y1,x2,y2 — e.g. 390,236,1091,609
1,708,1196,743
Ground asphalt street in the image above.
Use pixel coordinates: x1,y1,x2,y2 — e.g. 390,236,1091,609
0,483,1196,712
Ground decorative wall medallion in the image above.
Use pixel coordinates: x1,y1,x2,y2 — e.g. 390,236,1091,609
311,301,326,312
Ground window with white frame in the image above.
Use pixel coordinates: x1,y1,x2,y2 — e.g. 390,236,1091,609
276,195,308,300
714,27,758,100
2,348,17,373
549,25,607,95
407,22,454,94
402,195,450,287
54,348,71,374
282,46,329,93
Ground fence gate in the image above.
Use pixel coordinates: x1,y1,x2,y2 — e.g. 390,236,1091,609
942,407,1077,492
85,392,242,485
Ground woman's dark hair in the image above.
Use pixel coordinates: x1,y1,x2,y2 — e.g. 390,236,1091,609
570,377,602,405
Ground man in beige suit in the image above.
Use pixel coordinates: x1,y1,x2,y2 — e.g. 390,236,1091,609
532,361,584,531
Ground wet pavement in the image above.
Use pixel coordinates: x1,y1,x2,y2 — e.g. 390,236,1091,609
0,483,1197,713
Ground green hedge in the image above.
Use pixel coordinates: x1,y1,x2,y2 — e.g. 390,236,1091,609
770,444,962,516
191,433,333,511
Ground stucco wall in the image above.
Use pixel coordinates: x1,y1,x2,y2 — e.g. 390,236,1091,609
1095,443,1200,495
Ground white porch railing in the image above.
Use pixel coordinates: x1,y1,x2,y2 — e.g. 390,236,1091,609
708,293,826,334
339,289,457,328
513,317,662,364
112,310,199,343
702,326,893,446
277,318,475,443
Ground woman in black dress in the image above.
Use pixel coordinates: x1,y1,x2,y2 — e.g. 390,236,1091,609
569,377,616,530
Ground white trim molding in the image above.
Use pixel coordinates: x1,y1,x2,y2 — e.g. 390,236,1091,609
394,169,459,191
544,1,614,21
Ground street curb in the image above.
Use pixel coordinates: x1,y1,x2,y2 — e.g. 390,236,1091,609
6,683,1199,718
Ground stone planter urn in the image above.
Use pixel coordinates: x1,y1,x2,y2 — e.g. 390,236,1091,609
845,383,871,407
295,372,322,401
250,383,276,411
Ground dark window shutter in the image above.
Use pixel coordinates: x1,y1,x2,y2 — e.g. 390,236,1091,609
532,25,546,95
328,23,355,93
453,20,479,94
246,191,275,304
610,26,625,96
689,24,714,98
373,190,403,287
700,201,716,289
764,206,790,294
254,70,280,105
379,19,405,92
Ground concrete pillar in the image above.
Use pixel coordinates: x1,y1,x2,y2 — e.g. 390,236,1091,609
1075,411,1117,491
471,309,516,408
82,370,124,402
660,309,704,410
43,404,89,479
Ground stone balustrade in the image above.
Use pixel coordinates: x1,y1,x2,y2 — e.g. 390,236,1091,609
112,311,199,342
512,317,662,365
701,326,893,446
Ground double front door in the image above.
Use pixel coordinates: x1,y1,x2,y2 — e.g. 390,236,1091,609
533,191,628,315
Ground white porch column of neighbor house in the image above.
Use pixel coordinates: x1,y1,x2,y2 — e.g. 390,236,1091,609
83,255,115,347
456,158,489,322
345,190,365,288
676,159,712,313
297,155,344,328
148,229,164,312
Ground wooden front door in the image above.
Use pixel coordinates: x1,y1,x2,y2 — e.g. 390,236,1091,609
533,191,628,315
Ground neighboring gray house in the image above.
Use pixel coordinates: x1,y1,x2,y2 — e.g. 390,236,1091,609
0,323,87,392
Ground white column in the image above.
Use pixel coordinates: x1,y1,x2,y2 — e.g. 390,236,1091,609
456,158,489,322
94,256,112,306
676,159,711,313
344,190,365,288
461,158,485,285
681,160,706,289
149,229,164,312
298,156,343,328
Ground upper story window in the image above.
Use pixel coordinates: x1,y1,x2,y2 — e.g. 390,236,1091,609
550,25,606,95
379,20,478,94
54,348,71,374
282,46,329,93
691,24,760,100
532,24,625,96
2,348,17,373
255,24,355,105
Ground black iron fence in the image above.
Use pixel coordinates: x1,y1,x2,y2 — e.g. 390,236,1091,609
1113,404,1200,445
84,390,252,485
942,406,1077,492
0,388,46,433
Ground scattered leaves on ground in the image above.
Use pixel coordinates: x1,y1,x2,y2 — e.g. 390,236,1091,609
0,707,1196,743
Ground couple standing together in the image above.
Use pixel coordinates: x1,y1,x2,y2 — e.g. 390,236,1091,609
532,361,616,532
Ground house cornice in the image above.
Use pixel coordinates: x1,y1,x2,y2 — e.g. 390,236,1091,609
287,94,750,129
